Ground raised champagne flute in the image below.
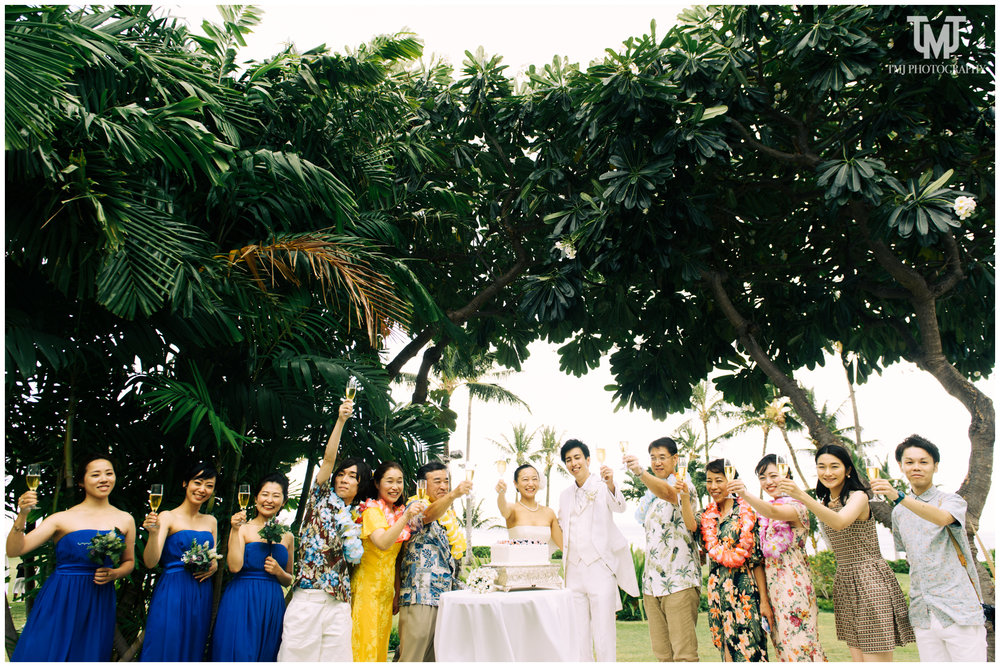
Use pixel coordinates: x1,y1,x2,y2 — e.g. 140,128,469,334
495,459,507,475
465,464,476,482
775,454,790,479
676,454,689,482
26,464,41,491
724,457,738,499
238,483,251,511
26,464,41,509
596,447,607,464
416,479,428,501
864,455,880,481
149,484,164,512
345,376,358,401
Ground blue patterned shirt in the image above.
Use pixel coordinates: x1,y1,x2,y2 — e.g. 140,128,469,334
399,519,462,607
892,486,984,628
293,479,353,603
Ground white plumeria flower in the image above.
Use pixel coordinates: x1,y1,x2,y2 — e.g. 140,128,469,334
628,62,639,75
554,239,577,259
954,196,976,220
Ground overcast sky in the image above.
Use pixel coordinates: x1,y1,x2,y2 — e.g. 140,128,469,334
168,2,997,556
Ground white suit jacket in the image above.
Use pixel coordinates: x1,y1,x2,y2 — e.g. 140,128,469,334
558,474,640,598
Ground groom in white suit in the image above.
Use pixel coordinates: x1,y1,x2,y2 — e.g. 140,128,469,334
558,439,640,661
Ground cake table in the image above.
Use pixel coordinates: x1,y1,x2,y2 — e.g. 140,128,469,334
434,589,583,661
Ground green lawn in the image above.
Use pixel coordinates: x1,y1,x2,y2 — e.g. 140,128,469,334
9,573,921,662
616,571,917,661
616,610,920,661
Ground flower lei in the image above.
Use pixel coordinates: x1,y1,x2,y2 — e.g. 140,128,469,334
466,567,498,594
701,498,756,568
759,496,796,559
356,498,412,543
332,494,363,564
405,494,467,561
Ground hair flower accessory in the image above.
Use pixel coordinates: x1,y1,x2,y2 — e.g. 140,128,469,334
466,567,498,594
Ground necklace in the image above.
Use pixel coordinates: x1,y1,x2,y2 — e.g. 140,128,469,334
517,500,541,512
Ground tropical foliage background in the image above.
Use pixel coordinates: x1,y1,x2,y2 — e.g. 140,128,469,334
5,4,994,659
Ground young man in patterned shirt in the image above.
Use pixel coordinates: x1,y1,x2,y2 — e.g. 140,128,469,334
395,461,472,661
625,437,701,661
870,434,987,662
277,400,365,662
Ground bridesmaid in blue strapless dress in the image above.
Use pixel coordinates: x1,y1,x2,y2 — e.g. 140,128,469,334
140,462,219,662
211,473,295,661
7,455,136,661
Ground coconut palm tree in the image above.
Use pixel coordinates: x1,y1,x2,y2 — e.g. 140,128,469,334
530,426,566,506
490,424,539,467
679,380,730,466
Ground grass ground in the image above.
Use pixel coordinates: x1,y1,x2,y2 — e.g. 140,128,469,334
9,574,921,661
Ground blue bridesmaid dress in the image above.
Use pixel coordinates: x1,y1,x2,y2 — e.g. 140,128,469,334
12,529,117,661
141,529,214,661
210,541,290,661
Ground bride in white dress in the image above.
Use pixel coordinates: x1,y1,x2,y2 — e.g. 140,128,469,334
496,464,563,553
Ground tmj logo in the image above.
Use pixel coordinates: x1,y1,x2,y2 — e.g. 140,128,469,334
906,15,968,59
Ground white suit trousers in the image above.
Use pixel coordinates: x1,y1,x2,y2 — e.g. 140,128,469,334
276,588,353,662
914,614,987,662
566,559,619,662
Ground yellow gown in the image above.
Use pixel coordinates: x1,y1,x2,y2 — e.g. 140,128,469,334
351,506,403,662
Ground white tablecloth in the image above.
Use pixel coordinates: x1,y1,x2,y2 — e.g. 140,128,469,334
434,589,583,661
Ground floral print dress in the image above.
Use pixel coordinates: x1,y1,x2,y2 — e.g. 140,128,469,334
695,500,769,662
760,497,826,661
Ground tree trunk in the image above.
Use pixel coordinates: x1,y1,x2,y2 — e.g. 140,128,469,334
5,595,18,659
839,351,864,453
294,430,324,530
854,208,994,524
703,270,842,452
466,392,473,463
779,425,809,483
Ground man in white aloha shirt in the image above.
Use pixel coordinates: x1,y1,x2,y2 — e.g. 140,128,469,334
871,434,987,662
626,437,702,661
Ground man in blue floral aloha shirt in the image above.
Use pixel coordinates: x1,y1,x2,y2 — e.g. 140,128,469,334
396,461,472,661
625,437,701,661
277,400,366,662
871,434,987,662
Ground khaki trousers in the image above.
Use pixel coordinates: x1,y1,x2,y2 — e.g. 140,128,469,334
643,587,700,662
397,604,438,662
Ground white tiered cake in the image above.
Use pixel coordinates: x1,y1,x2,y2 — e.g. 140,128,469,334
489,540,562,591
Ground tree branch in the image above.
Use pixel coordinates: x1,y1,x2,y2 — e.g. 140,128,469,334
725,117,821,168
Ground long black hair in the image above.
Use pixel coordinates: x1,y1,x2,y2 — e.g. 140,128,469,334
814,444,870,507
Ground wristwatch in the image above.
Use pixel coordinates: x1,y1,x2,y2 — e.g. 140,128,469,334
893,491,906,506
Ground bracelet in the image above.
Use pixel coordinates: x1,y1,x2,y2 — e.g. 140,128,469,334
893,491,906,506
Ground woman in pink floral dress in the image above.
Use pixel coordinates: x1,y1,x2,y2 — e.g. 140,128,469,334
733,454,826,662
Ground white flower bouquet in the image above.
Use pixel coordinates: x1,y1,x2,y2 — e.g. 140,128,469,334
466,566,498,594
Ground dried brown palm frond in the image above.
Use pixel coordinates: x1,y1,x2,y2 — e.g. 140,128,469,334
220,233,410,345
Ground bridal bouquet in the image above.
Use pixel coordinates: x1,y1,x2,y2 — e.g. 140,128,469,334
180,539,222,574
86,528,125,567
466,567,498,594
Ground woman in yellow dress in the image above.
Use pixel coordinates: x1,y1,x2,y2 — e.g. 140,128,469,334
351,461,425,661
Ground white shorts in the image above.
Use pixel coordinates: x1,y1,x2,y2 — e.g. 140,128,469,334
276,588,353,662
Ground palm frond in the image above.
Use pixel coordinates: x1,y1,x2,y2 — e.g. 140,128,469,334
219,233,411,345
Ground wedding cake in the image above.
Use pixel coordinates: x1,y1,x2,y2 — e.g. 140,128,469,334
489,539,562,591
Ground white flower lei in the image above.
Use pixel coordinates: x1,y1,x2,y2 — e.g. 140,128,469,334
466,567,498,594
